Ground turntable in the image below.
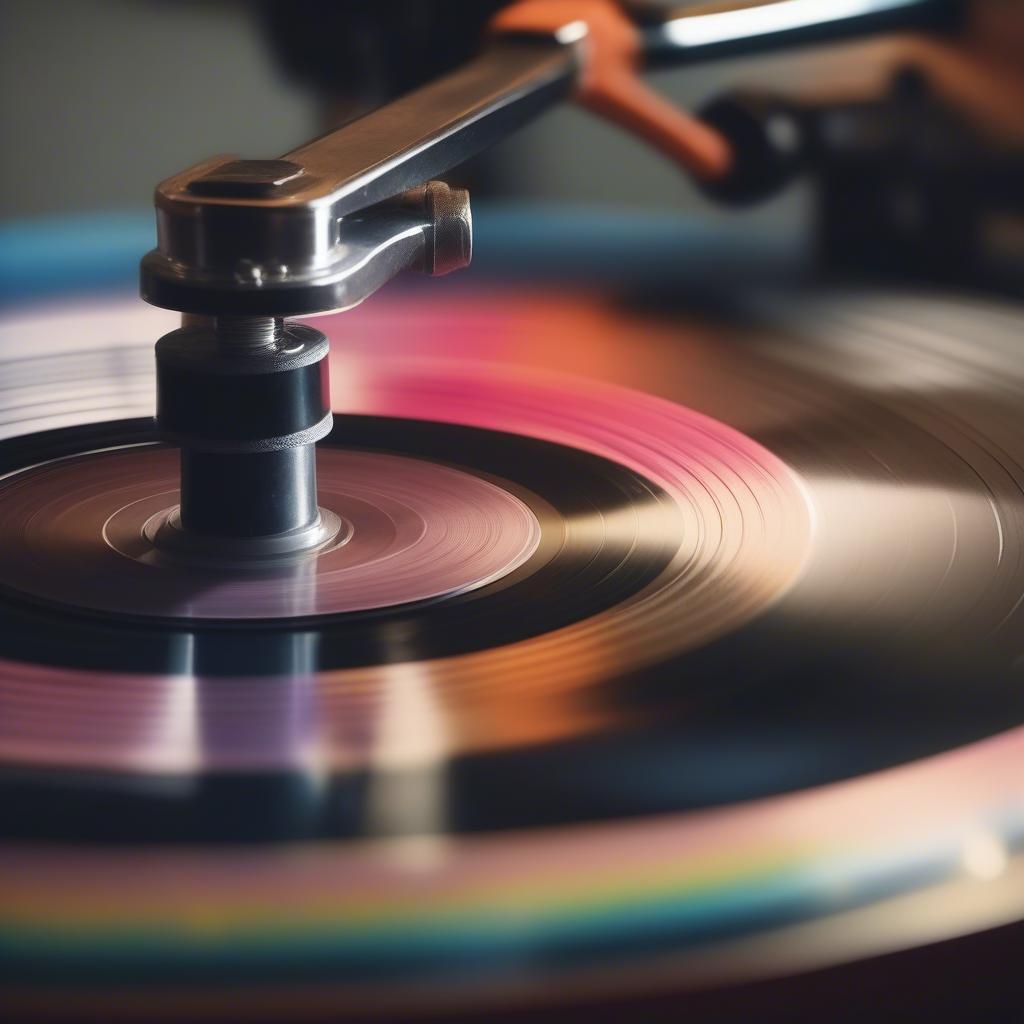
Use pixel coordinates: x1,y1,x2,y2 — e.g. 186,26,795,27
2,1,1024,1020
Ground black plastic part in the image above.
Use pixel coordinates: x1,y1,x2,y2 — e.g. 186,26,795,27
179,447,319,538
155,337,330,447
154,323,331,540
697,91,809,206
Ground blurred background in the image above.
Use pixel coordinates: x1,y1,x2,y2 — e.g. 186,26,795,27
4,0,1023,305
0,0,800,213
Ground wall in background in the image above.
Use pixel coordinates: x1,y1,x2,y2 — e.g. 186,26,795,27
1,0,824,224
0,0,315,218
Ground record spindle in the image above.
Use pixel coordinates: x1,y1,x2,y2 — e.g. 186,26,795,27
152,314,337,561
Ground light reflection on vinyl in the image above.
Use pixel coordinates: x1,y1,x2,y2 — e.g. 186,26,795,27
1,284,1024,1018
0,447,543,620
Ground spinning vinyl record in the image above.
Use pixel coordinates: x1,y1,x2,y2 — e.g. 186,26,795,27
1,218,1024,1018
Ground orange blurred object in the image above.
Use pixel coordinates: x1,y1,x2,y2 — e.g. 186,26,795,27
491,0,732,179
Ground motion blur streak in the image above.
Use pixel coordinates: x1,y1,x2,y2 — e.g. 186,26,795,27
664,0,922,48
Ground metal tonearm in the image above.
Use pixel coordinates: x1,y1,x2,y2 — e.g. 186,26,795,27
141,0,953,319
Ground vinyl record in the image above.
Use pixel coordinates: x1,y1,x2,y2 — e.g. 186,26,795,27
2,274,1024,1018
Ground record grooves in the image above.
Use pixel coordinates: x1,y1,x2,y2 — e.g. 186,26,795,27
0,414,681,663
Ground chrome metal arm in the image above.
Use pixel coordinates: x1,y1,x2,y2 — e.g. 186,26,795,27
140,0,957,320
141,39,575,317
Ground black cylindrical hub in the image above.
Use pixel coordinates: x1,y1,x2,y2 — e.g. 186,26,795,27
179,447,318,538
155,317,332,544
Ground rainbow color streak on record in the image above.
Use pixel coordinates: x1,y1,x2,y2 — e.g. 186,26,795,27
3,725,1023,1015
